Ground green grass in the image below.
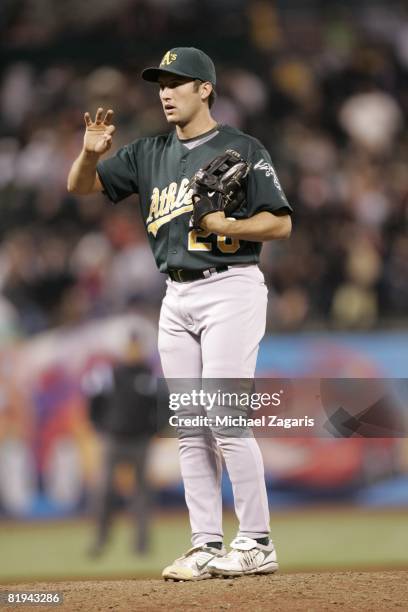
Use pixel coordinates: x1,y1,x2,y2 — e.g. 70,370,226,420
1,509,408,582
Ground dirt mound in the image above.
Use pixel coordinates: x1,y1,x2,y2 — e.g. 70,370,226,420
2,571,407,611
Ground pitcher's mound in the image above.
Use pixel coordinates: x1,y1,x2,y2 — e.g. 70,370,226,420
2,571,407,611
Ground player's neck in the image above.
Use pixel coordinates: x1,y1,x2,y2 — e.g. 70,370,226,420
176,112,217,141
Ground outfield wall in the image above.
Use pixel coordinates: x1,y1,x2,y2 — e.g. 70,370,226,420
0,318,407,519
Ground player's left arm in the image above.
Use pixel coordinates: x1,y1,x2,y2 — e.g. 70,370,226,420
201,144,292,241
200,210,291,241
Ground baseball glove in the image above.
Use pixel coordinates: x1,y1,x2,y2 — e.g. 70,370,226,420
187,149,251,231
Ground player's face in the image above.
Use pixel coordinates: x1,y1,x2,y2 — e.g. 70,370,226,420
158,74,203,126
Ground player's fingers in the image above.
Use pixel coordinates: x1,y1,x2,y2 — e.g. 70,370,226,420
84,112,92,127
103,109,114,125
95,107,104,124
105,124,116,135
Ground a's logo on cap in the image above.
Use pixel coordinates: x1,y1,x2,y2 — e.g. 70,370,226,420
160,51,177,66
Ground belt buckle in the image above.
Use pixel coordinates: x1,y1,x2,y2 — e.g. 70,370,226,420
173,269,183,282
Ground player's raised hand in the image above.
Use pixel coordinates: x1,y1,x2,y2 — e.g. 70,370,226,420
83,108,115,154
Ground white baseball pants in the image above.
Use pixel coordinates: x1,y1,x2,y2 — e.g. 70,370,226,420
158,264,270,546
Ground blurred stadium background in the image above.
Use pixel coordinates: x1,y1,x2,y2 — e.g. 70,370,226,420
0,0,407,581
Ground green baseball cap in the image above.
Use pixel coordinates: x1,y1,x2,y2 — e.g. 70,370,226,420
142,47,216,85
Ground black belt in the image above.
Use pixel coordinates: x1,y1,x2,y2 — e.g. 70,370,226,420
168,265,229,283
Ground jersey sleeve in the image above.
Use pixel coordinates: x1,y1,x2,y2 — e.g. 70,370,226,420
96,144,139,203
246,146,292,216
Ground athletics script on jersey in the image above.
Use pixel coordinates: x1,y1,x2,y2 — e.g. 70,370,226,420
146,178,193,237
253,158,283,192
146,158,284,237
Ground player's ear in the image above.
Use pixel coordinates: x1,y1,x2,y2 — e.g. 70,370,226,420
200,81,213,103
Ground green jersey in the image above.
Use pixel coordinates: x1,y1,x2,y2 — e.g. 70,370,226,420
97,124,292,273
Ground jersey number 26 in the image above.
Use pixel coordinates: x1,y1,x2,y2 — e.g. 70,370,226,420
188,230,240,253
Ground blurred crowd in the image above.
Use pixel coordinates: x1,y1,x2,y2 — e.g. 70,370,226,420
0,0,407,336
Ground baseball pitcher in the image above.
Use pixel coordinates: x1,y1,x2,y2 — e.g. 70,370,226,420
67,47,292,580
